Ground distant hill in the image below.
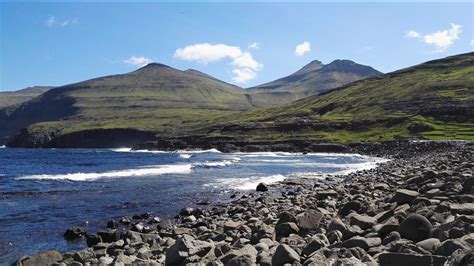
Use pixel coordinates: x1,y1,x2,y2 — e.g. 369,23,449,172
247,59,382,106
193,52,474,146
0,63,253,145
0,86,53,108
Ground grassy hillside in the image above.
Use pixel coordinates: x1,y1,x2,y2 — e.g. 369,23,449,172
0,86,53,108
200,52,474,143
0,64,250,144
247,59,382,106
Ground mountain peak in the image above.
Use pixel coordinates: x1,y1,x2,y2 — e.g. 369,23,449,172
138,62,171,69
321,59,382,76
293,60,325,75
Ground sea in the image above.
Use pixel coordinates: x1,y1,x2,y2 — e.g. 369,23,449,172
0,147,387,264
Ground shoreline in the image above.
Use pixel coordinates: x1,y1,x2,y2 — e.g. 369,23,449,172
14,141,474,265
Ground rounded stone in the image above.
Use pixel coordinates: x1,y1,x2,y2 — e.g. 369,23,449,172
399,214,433,242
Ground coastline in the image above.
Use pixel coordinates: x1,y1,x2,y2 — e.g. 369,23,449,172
13,141,474,265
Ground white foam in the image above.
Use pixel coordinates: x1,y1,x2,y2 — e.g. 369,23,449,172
16,164,193,181
176,149,222,154
207,174,287,190
0,145,6,149
179,154,192,159
110,147,132,152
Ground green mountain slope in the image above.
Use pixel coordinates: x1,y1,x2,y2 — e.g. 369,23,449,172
202,52,474,143
0,63,253,144
0,86,53,108
247,59,382,106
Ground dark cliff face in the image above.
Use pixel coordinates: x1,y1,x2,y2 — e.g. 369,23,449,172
8,128,157,148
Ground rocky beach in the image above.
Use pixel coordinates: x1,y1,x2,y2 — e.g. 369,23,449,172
13,141,474,266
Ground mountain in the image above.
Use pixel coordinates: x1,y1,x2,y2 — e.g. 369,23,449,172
203,52,474,145
247,59,382,106
0,63,253,145
0,86,53,108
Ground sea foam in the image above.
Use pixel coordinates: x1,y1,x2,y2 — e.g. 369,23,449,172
16,164,193,181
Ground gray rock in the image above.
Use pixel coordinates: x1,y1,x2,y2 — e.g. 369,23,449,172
342,236,370,251
165,234,213,265
339,200,363,216
416,238,441,253
16,251,63,266
275,222,299,240
435,239,471,256
449,203,474,215
302,234,329,257
390,189,419,204
276,212,298,225
296,210,323,232
271,244,300,266
378,252,446,266
349,213,376,230
398,214,432,242
328,218,347,233
73,249,95,264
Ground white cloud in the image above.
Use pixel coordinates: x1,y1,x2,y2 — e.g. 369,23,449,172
295,41,311,56
405,30,421,39
424,23,461,51
123,56,153,67
174,43,241,64
174,43,263,84
407,24,462,52
248,42,260,49
232,68,257,83
45,16,78,27
231,52,263,71
45,16,56,27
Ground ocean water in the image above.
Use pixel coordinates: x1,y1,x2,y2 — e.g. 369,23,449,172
0,147,386,263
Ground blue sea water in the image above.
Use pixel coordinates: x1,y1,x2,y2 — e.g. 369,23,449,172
0,147,386,264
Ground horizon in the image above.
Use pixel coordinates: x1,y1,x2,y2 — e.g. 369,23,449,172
1,2,473,91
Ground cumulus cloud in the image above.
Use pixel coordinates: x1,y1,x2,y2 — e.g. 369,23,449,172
406,24,462,52
248,42,260,49
424,23,461,51
174,43,263,84
295,41,311,56
45,16,78,27
405,30,421,39
123,56,153,67
174,43,241,64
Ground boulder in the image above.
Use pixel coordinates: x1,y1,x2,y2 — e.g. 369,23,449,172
15,251,62,266
256,183,269,192
328,218,347,233
276,212,298,225
398,214,432,242
349,213,376,230
435,239,471,256
271,244,300,266
416,238,441,253
449,203,474,215
390,189,419,205
378,252,446,266
302,234,329,256
275,222,299,240
339,200,363,216
342,236,370,251
165,234,213,265
296,210,323,232
63,227,86,241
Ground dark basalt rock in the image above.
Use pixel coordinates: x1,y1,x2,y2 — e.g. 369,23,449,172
399,214,433,242
256,182,269,192
63,227,86,241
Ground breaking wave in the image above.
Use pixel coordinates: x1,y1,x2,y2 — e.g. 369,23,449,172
205,174,286,190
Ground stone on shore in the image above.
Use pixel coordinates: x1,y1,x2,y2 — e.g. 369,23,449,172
271,244,300,266
16,251,62,266
398,214,432,242
390,189,419,204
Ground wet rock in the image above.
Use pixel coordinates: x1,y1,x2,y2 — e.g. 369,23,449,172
85,234,102,247
271,244,300,266
390,189,419,205
256,183,269,192
16,250,62,266
106,219,118,229
63,227,86,241
399,214,433,242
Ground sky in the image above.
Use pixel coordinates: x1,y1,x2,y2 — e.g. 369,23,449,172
0,1,473,91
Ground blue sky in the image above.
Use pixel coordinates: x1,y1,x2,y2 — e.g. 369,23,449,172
1,2,473,91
